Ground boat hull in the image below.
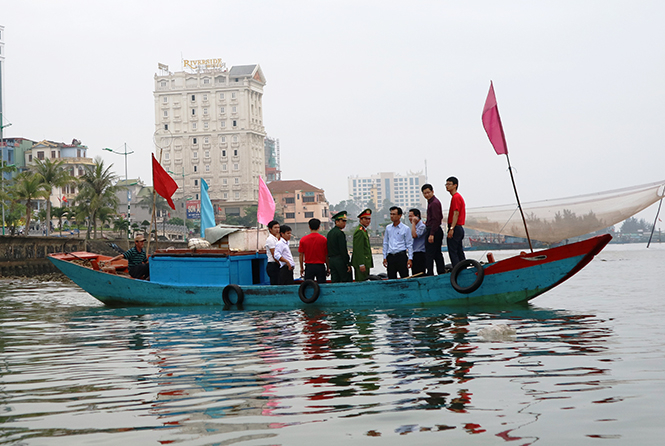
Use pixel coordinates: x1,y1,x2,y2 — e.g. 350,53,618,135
48,235,611,308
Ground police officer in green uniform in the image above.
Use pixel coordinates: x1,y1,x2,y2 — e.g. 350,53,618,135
351,209,373,281
327,211,352,283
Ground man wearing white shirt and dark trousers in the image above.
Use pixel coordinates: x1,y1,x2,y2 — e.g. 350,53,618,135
274,225,295,285
382,207,414,279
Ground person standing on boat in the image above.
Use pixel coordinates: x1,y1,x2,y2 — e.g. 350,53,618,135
298,218,329,283
274,225,295,285
106,234,149,280
382,207,413,279
264,220,281,285
409,208,427,276
446,176,466,267
351,209,373,281
327,211,352,283
421,183,445,275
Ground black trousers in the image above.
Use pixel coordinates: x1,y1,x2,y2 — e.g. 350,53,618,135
425,227,445,275
386,251,409,279
446,226,466,268
266,262,280,285
304,263,327,283
129,263,149,280
278,265,294,285
411,251,426,276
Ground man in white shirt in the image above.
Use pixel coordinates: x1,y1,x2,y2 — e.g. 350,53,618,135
273,225,295,285
264,220,281,285
382,207,413,279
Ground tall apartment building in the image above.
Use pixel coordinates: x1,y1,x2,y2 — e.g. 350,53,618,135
348,171,427,211
154,61,267,221
264,136,281,182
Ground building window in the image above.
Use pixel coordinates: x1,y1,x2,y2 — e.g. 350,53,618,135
192,122,197,130
205,165,210,172
194,165,198,172
233,149,238,156
164,152,170,160
160,81,167,87
223,192,228,199
191,108,196,116
222,150,226,157
191,94,196,102
51,151,56,158
193,138,197,144
220,107,225,113
28,154,32,162
235,192,240,199
204,150,210,157
37,151,44,160
232,106,237,113
204,137,209,144
203,108,208,115
305,212,314,218
232,136,238,143
231,92,236,99
194,179,198,186
286,213,295,219
163,110,168,117
220,121,226,128
285,197,295,204
234,178,239,184
221,136,226,143
233,163,239,170
204,122,209,129
232,120,237,127
193,152,198,158
222,164,227,171
223,178,228,185
163,96,168,103
219,93,225,100
203,79,210,85
303,196,315,203
164,124,169,130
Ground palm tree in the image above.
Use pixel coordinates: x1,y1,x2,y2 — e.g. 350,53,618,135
113,216,130,237
12,172,49,234
97,206,115,238
32,158,74,236
51,206,67,235
76,157,119,239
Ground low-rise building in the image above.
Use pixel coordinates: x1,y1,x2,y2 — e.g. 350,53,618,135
267,180,330,238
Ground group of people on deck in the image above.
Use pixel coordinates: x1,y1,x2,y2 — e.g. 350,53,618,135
264,176,466,284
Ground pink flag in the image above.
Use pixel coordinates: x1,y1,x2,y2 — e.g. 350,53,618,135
482,81,508,155
257,176,275,226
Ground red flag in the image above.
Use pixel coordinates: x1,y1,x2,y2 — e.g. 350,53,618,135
482,81,508,155
152,154,178,210
62,196,68,203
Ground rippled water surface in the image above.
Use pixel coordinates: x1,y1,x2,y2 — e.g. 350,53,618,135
2,244,665,445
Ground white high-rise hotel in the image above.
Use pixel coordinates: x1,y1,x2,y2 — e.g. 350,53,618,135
153,60,266,219
348,171,428,211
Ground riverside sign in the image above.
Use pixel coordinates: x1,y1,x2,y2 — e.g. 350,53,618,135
183,58,227,71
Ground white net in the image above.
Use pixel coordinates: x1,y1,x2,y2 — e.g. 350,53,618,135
464,180,665,243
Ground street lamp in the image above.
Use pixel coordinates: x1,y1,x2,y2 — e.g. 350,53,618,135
103,144,134,239
1,112,13,236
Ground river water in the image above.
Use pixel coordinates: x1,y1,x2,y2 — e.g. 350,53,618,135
1,243,664,445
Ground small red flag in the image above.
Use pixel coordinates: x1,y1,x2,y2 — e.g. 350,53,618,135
152,154,178,210
482,81,508,155
62,196,68,203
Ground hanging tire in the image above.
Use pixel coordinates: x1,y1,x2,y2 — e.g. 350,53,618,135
222,284,244,306
450,259,484,294
298,279,320,304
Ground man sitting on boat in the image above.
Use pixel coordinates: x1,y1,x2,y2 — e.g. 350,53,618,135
105,234,150,280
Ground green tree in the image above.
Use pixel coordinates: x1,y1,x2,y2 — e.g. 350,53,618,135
31,158,74,236
225,205,257,227
51,206,67,235
76,157,119,239
169,217,184,226
97,206,116,238
113,216,130,236
12,171,49,234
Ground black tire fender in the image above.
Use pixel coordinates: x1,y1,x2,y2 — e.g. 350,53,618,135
222,284,244,306
298,279,320,304
450,259,484,294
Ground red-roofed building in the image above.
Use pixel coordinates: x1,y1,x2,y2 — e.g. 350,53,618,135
267,180,330,237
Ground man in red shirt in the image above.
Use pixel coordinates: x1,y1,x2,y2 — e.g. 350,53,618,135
446,176,466,267
298,218,329,283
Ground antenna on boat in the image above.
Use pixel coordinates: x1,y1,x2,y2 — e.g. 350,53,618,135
482,81,534,252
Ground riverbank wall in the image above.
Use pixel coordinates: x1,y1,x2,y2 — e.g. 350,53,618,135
0,236,187,277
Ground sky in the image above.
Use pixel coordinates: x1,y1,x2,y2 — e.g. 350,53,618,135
2,0,665,223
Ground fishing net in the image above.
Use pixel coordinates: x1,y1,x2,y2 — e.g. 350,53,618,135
464,180,665,243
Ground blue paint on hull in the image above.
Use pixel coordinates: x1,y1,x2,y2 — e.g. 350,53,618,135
49,251,588,309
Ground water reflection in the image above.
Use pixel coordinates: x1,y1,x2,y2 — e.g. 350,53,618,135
0,282,616,444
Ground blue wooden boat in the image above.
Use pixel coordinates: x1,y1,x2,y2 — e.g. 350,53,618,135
48,234,611,308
